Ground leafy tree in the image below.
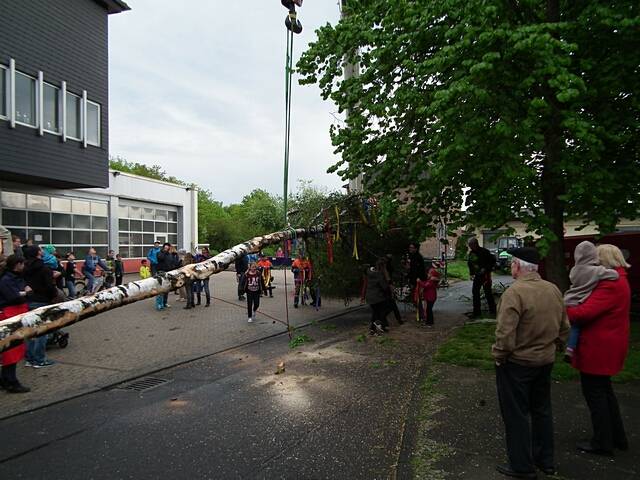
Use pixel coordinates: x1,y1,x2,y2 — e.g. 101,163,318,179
298,0,639,289
109,156,184,185
238,189,284,234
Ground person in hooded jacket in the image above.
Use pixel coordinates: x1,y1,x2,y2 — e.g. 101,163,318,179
0,255,32,393
567,244,630,456
23,246,58,368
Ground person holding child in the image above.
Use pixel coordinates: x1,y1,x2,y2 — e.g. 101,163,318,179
566,243,630,456
563,241,618,361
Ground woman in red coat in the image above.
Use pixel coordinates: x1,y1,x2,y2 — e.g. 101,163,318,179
0,254,32,393
566,244,630,455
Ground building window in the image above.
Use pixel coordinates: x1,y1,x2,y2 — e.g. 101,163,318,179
43,83,60,133
118,203,180,257
1,191,109,256
87,101,100,146
66,92,82,140
15,72,36,127
0,66,6,118
27,194,50,211
1,191,26,209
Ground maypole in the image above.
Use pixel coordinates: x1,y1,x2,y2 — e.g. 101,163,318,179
0,225,324,354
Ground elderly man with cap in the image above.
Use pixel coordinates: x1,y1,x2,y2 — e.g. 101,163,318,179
492,247,569,479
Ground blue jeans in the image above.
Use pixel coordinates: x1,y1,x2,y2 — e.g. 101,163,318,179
66,279,77,298
197,279,211,304
568,325,581,350
84,271,95,292
155,295,165,310
26,302,49,364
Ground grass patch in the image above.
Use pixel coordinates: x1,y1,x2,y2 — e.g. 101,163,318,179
376,336,396,346
435,322,640,383
411,369,451,479
356,333,367,343
289,334,313,349
320,323,337,331
445,260,470,281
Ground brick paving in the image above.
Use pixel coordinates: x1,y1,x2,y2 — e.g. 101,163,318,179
2,269,360,418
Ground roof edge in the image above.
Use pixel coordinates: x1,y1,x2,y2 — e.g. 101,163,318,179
96,0,131,14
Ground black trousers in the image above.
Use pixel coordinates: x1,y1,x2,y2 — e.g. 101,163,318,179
472,274,496,316
237,273,246,299
115,275,123,286
185,281,195,308
496,362,554,473
247,290,260,318
370,301,390,331
1,363,18,385
580,372,628,451
425,300,435,325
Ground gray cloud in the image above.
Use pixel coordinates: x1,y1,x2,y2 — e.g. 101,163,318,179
108,0,344,203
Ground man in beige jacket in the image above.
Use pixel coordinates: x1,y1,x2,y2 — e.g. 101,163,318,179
493,248,570,479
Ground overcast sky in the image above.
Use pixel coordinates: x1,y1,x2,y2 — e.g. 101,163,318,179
108,0,344,204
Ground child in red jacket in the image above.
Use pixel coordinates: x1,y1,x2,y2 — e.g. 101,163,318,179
415,264,440,326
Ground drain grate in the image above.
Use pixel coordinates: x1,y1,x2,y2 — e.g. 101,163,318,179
115,377,172,392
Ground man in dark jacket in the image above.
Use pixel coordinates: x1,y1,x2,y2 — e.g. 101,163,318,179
366,258,392,335
155,243,176,310
235,254,249,301
23,246,57,368
467,237,496,318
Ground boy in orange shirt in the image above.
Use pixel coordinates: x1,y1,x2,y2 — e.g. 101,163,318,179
257,253,274,297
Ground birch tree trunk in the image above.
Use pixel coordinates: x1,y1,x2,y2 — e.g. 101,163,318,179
0,226,324,354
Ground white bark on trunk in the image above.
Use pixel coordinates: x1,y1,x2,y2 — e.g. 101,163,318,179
0,226,323,353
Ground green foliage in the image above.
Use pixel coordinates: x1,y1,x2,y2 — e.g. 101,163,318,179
298,1,640,288
289,334,314,349
436,322,640,383
109,156,185,185
445,260,470,281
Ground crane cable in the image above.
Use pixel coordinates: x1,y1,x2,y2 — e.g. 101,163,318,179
282,22,295,338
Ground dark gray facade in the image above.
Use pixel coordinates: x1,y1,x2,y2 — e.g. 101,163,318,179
0,0,128,189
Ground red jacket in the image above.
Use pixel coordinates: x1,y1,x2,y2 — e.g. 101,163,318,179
415,268,441,303
567,267,630,376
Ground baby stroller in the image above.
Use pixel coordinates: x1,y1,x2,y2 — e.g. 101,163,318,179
47,329,70,349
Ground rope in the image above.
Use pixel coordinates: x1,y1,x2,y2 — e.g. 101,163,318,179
282,26,295,339
283,27,294,226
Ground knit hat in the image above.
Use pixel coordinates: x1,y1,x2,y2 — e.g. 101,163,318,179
507,247,540,265
42,244,56,255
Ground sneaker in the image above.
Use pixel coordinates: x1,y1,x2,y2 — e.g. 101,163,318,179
5,383,31,394
248,317,253,323
374,322,385,334
33,359,56,369
24,361,35,368
165,304,171,308
253,312,258,321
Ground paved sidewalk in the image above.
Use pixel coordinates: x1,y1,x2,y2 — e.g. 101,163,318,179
2,270,360,418
0,285,469,479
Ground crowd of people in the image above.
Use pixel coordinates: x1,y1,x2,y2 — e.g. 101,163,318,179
1,232,633,478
